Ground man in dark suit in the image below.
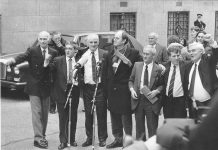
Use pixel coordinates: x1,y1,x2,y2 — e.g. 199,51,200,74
148,32,168,64
77,34,108,147
194,14,206,31
47,43,83,149
162,43,188,118
104,30,142,148
6,31,57,149
49,31,67,114
184,42,218,118
129,45,163,140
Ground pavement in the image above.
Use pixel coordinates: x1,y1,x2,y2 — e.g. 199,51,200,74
1,92,164,150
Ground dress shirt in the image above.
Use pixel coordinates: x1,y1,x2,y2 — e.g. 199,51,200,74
40,47,49,59
78,49,100,84
166,63,184,97
66,56,78,85
140,62,153,90
188,59,211,102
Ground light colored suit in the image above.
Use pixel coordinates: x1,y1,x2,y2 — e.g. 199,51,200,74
129,61,163,139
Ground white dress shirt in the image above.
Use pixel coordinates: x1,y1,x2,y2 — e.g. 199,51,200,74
40,47,49,59
140,62,153,90
188,59,211,102
77,49,100,84
66,56,78,85
166,63,184,97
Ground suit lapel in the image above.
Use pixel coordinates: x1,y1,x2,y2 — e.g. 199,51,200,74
36,46,44,62
62,57,67,81
137,62,144,87
149,63,159,89
179,61,185,83
164,62,171,85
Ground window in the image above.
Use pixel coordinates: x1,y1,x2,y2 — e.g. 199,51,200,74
215,11,218,42
168,11,189,42
110,12,136,37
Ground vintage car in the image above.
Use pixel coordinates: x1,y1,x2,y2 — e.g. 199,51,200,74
0,31,143,91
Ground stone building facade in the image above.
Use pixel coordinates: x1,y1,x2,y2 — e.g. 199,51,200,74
1,0,218,54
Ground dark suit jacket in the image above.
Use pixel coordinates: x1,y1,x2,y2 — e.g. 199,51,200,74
194,20,206,30
14,45,57,98
50,50,85,104
184,47,218,98
162,61,187,96
104,46,142,114
154,43,168,64
129,62,163,114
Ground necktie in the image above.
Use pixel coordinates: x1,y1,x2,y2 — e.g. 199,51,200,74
189,63,197,98
68,58,72,83
42,49,46,60
168,65,176,97
91,52,97,83
144,65,148,86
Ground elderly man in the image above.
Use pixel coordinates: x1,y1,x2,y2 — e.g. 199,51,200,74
148,32,168,64
104,30,142,148
184,42,218,118
6,31,57,149
77,34,108,147
162,43,189,118
129,45,163,140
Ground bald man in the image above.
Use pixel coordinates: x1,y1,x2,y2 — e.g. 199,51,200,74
77,34,108,147
6,31,57,149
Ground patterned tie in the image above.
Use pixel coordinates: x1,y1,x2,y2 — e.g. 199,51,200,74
42,49,46,60
91,52,97,83
168,65,176,97
189,63,197,98
68,58,72,83
144,65,148,86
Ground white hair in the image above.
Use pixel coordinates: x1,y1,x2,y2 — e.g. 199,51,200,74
143,45,156,55
148,32,159,39
86,34,99,42
38,31,50,40
189,42,204,51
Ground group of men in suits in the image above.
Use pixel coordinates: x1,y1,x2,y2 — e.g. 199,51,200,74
6,28,218,150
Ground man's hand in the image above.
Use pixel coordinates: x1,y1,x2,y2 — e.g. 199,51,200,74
147,89,159,100
130,87,138,99
44,54,52,67
5,58,16,66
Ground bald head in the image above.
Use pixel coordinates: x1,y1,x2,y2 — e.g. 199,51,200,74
86,34,99,52
148,32,158,45
38,31,50,49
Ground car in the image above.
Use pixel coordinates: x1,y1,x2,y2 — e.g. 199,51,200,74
0,31,143,91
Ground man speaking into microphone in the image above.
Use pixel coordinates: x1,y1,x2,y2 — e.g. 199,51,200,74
46,43,84,150
77,34,108,147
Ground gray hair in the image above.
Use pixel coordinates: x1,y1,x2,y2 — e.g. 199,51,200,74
148,32,159,39
143,45,156,55
38,31,50,40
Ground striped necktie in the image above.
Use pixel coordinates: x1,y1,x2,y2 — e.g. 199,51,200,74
168,65,176,97
91,52,97,83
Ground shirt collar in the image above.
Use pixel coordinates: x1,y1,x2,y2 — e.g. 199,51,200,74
144,61,153,68
40,47,48,52
194,59,201,66
89,48,98,55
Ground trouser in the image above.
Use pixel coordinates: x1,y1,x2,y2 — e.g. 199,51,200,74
49,96,56,111
110,111,132,142
57,85,80,143
135,96,159,140
83,84,108,142
29,95,49,142
163,96,187,118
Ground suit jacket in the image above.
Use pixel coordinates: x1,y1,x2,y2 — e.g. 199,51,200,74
162,61,187,97
15,45,57,98
128,62,163,114
103,46,142,114
50,53,85,104
194,20,206,30
154,43,168,64
184,47,218,98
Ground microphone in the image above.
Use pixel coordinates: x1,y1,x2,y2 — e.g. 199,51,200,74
96,61,102,77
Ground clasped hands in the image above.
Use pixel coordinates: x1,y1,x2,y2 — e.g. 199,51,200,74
130,88,159,100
